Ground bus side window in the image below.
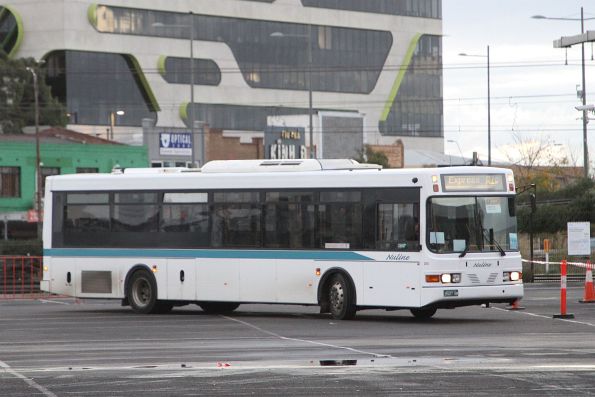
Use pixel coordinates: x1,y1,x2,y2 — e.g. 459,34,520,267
376,203,420,251
318,191,363,249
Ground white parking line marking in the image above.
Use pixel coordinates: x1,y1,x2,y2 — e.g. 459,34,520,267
38,299,71,305
0,360,58,397
221,315,392,358
492,307,595,327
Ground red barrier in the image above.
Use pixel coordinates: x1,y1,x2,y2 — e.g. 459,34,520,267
0,256,44,300
553,259,575,319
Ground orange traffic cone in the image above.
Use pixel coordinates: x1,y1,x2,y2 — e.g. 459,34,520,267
506,299,525,310
579,260,595,303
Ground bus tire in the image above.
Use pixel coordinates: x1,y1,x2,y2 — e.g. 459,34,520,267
198,302,240,314
128,269,159,314
410,307,437,320
328,273,356,320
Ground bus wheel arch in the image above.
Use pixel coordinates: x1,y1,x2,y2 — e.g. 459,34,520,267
124,265,167,314
318,268,357,320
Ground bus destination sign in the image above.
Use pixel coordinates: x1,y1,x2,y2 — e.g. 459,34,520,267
441,174,506,192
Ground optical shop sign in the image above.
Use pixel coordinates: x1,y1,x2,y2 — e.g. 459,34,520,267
160,132,192,156
567,221,590,256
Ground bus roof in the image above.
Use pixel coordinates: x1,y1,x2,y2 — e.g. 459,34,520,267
46,160,515,194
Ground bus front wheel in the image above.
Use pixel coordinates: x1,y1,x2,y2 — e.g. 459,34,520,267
128,269,166,314
328,273,356,320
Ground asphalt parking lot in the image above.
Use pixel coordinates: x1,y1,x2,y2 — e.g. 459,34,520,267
1,284,595,396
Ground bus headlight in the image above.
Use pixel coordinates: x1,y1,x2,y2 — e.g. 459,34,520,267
441,273,461,283
504,271,522,282
426,273,461,284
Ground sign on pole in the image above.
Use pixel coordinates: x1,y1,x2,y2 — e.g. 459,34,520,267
567,222,590,256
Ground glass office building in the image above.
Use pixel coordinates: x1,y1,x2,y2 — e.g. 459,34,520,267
2,0,443,157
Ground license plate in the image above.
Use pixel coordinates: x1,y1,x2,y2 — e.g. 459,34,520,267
444,289,459,297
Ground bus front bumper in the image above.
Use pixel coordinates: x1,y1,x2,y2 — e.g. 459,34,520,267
421,283,523,308
40,280,50,293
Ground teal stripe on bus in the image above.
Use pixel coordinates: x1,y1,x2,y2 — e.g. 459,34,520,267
43,248,374,261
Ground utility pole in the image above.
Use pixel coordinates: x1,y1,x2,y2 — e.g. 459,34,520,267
26,66,42,240
541,8,595,177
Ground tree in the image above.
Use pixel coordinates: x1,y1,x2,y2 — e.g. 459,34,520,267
0,57,67,134
517,178,595,233
356,145,390,168
502,132,577,191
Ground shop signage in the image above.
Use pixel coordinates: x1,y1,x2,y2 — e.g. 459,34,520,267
159,132,192,156
265,126,307,160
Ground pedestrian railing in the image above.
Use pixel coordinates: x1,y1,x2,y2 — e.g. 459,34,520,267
0,256,44,299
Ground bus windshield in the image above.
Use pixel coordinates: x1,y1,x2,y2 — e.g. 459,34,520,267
427,196,518,254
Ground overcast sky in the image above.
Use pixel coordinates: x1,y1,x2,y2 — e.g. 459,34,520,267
442,0,595,166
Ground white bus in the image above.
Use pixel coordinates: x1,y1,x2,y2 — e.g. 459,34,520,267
41,159,523,320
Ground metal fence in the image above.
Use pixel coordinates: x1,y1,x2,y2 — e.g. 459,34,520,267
520,233,590,282
0,256,44,299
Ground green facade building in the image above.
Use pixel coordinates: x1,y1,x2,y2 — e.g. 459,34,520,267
0,129,148,239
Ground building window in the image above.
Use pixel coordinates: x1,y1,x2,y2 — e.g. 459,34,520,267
0,167,20,198
379,34,443,138
41,167,60,196
76,167,99,173
44,50,158,127
0,6,22,56
161,57,221,86
301,0,442,19
91,5,392,94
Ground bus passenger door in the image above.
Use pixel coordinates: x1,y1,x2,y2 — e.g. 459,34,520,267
363,261,420,307
166,259,197,301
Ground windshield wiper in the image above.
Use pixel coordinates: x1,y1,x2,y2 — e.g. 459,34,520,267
459,243,470,258
481,228,506,256
475,204,506,257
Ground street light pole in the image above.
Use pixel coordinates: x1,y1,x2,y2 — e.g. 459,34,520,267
447,139,464,159
533,8,595,178
581,7,588,178
153,15,200,167
458,47,491,165
109,110,125,141
271,27,315,158
307,24,314,159
189,11,199,167
26,66,41,239
487,45,491,166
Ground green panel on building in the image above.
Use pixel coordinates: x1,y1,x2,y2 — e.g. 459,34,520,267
0,138,148,215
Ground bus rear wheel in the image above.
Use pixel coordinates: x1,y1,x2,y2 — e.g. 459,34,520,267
128,269,164,314
328,273,356,320
198,302,240,314
410,307,437,319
